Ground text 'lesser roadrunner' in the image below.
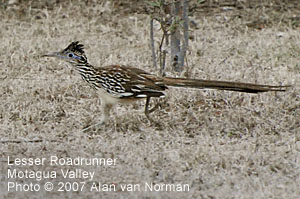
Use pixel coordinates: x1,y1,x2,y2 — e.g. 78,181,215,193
43,41,289,124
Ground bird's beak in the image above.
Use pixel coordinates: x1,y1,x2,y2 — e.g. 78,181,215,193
42,52,60,58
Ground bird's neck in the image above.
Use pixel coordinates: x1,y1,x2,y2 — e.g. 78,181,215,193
71,61,97,81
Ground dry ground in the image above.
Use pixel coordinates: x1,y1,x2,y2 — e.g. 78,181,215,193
0,1,300,199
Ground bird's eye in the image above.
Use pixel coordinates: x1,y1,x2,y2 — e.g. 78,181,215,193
68,53,74,58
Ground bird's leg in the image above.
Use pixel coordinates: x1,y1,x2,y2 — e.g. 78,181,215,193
145,96,160,124
146,96,161,114
100,101,113,124
82,101,113,133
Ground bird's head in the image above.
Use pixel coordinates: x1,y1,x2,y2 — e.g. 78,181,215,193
43,41,87,64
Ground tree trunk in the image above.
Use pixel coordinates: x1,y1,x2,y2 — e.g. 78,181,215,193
170,0,181,72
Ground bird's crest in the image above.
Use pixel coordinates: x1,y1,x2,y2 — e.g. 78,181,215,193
64,41,85,54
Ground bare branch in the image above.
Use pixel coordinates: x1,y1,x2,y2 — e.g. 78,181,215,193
0,139,61,143
150,18,157,68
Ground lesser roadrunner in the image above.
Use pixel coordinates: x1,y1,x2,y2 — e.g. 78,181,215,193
43,41,289,124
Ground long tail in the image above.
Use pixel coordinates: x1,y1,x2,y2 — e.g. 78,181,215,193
162,77,290,93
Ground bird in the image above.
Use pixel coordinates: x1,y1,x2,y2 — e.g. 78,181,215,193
42,41,289,124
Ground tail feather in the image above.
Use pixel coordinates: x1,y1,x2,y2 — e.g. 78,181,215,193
162,77,290,93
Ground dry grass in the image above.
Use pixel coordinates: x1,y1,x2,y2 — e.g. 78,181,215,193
1,1,300,199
